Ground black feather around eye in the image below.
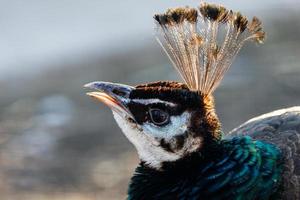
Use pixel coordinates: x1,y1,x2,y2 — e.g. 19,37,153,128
149,108,170,126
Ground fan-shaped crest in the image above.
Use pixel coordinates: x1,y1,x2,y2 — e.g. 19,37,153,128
154,2,265,94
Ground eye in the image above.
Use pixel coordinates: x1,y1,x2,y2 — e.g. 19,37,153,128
149,108,170,126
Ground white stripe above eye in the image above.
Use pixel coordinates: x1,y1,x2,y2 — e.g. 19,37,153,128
132,98,176,107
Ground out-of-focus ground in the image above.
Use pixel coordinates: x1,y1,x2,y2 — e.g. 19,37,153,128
0,1,300,199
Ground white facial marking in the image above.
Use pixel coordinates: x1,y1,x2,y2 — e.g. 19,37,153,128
112,109,203,169
132,98,176,107
112,111,181,169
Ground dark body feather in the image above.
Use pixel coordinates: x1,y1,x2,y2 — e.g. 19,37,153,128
229,106,300,200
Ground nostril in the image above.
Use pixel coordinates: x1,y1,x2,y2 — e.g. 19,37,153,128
113,88,127,96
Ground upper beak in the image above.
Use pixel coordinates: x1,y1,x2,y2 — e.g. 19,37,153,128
84,81,134,118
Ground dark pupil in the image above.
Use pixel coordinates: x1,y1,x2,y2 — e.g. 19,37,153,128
150,109,169,125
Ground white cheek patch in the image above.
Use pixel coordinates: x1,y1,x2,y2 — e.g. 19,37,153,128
112,111,143,146
111,111,201,169
143,111,190,139
112,111,181,169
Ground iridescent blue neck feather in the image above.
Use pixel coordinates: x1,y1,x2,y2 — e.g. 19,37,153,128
128,136,283,200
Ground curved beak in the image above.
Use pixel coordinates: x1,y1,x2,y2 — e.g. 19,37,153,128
84,81,135,119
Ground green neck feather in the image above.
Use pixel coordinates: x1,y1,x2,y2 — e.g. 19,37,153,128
128,136,283,200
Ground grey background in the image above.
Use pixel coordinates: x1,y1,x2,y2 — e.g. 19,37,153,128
0,0,300,199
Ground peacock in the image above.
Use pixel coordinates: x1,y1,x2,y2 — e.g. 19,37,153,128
85,2,300,199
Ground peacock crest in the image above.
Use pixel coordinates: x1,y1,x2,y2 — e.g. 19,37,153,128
154,2,265,94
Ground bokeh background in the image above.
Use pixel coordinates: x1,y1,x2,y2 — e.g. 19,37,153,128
0,0,300,199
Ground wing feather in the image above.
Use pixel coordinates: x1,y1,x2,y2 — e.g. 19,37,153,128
229,106,300,199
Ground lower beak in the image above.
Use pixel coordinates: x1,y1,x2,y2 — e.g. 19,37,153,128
84,81,134,118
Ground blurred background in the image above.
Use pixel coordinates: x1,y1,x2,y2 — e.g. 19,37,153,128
0,0,300,199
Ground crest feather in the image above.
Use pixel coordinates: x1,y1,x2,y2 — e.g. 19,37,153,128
154,2,265,94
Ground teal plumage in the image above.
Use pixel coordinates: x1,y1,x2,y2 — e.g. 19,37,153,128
128,136,283,200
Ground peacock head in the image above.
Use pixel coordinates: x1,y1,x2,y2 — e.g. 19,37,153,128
85,81,220,169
